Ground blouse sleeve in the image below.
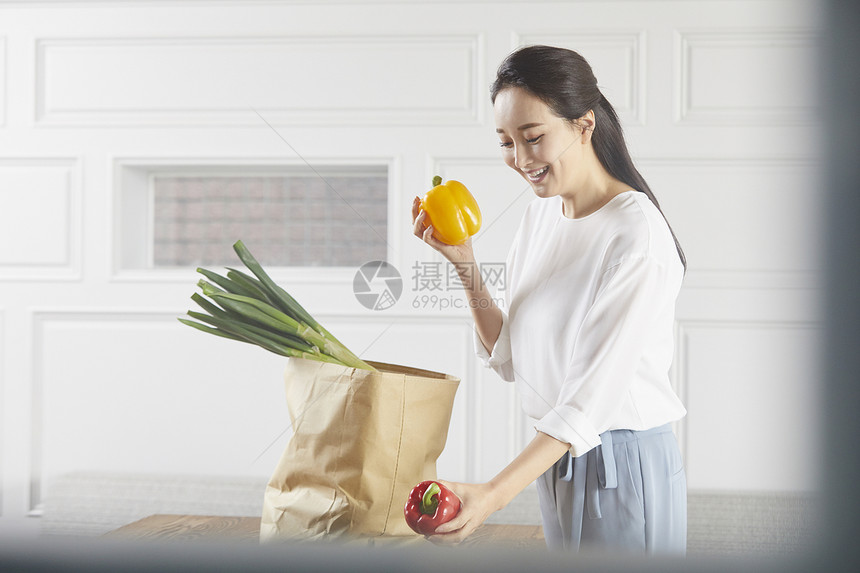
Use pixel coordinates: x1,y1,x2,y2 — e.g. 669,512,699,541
474,229,519,383
473,309,515,382
533,254,671,456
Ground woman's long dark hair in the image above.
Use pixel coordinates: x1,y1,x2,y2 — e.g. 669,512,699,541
491,45,686,271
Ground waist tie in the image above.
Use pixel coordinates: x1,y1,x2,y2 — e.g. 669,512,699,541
550,424,674,550
558,430,617,519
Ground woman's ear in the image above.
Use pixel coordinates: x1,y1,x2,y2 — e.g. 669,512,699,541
578,110,596,144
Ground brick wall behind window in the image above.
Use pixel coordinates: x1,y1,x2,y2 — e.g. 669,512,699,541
152,173,388,267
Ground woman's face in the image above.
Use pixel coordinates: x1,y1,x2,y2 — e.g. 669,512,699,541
493,87,586,199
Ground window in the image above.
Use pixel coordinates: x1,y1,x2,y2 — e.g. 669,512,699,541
116,163,389,271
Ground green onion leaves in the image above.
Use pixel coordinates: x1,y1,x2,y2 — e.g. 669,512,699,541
180,240,376,371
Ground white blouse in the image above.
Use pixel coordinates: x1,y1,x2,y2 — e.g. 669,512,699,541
474,191,687,457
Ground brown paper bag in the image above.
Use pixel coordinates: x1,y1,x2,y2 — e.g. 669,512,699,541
260,357,460,543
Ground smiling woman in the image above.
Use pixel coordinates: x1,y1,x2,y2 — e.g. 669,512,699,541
412,45,689,554
492,45,686,269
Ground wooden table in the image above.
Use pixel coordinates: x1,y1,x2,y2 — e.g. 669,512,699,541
106,514,545,549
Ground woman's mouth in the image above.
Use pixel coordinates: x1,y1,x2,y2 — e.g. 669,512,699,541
525,166,549,182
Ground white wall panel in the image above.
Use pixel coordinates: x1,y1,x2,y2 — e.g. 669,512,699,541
0,159,80,279
641,159,823,288
516,31,646,125
32,310,291,509
679,320,823,491
676,30,819,125
474,361,522,480
36,36,480,127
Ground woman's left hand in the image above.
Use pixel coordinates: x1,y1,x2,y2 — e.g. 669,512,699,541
427,480,500,545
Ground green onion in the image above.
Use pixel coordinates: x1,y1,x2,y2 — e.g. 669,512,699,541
180,240,376,371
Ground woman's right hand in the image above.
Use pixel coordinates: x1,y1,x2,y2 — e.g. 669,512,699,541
412,196,475,265
413,194,503,354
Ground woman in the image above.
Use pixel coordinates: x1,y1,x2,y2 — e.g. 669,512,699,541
411,45,688,554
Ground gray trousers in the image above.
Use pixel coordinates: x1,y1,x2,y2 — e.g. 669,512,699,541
536,423,687,554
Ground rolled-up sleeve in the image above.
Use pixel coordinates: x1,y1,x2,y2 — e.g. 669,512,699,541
534,254,669,456
473,309,515,382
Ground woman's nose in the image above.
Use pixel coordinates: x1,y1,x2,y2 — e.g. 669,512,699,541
514,145,531,169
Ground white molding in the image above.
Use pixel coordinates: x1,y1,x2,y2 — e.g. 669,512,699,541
35,35,482,127
670,320,688,469
0,36,6,128
467,325,483,482
385,155,405,283
512,387,526,459
680,270,821,291
507,383,519,463
677,317,824,335
0,157,83,282
458,324,473,483
674,28,820,126
28,309,43,514
513,29,647,126
638,155,819,166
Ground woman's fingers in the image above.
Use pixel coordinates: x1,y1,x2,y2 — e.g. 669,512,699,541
411,196,421,222
428,519,469,545
428,519,475,545
433,513,466,534
413,209,428,239
427,480,474,544
413,196,440,246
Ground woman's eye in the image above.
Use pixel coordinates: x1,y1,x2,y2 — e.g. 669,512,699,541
526,135,543,144
499,141,513,148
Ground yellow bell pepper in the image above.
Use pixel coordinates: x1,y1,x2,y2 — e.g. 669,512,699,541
420,176,482,245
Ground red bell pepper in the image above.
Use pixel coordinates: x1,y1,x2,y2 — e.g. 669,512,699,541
404,480,461,536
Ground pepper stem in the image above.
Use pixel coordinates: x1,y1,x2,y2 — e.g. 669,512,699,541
420,482,441,515
432,175,442,187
